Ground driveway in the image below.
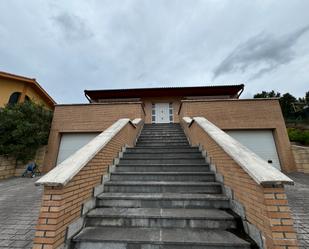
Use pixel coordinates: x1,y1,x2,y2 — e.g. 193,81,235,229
286,172,309,249
0,177,43,249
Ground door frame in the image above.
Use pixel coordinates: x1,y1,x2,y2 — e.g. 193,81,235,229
151,102,174,124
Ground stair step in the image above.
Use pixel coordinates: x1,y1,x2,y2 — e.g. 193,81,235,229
140,132,185,136
104,181,222,194
139,133,186,137
126,147,199,153
110,172,215,181
136,143,189,147
138,138,188,143
135,144,192,148
85,207,236,229
97,193,230,209
73,227,251,249
119,158,205,164
116,164,209,172
122,153,203,159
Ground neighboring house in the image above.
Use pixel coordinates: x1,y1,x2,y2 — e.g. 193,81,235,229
35,84,299,249
0,71,56,180
0,71,56,109
43,84,295,173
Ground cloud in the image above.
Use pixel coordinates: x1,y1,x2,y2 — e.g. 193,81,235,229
213,25,309,80
52,12,93,41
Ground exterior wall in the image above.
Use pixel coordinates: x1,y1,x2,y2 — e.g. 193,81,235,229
33,122,141,249
0,79,25,106
182,120,299,249
179,99,296,173
0,78,52,109
142,96,181,124
0,146,47,179
43,103,144,172
23,85,49,108
292,145,309,173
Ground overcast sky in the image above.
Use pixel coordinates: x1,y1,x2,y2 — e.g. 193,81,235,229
0,1,308,103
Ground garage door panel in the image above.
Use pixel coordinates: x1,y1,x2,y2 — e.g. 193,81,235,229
226,130,281,170
57,133,100,165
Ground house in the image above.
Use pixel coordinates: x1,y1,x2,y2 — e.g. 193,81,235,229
0,71,56,109
35,84,299,249
43,84,294,173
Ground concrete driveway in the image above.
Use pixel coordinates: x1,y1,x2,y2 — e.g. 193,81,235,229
0,177,42,249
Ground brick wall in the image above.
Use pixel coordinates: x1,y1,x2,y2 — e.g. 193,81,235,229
182,120,299,249
0,146,46,180
291,145,309,173
43,103,144,172
33,121,141,249
180,99,296,172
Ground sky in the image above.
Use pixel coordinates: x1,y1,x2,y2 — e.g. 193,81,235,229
0,0,308,103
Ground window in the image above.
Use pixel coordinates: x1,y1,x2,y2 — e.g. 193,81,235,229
151,103,156,123
8,92,21,105
25,95,31,102
169,103,173,123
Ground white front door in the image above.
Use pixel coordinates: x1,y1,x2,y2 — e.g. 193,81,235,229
155,103,170,123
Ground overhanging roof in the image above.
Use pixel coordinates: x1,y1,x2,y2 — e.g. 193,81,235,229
0,71,56,107
85,84,244,101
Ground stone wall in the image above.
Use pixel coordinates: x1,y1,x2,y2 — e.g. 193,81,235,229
0,146,47,180
292,145,309,173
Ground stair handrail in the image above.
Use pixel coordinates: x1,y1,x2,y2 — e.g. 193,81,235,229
183,117,293,186
36,118,141,187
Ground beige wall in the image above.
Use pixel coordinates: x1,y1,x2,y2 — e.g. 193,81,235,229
179,99,296,173
43,102,144,172
292,145,309,173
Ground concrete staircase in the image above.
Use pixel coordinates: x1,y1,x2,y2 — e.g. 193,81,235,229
72,123,253,249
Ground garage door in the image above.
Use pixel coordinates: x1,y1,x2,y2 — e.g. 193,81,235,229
56,133,100,165
226,130,281,170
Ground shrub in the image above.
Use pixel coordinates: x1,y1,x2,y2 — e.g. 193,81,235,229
287,128,309,145
0,101,53,163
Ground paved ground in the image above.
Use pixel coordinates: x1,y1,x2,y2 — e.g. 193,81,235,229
286,173,309,249
0,174,308,248
0,177,43,249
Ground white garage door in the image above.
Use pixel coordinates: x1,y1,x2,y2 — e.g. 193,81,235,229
226,130,281,170
56,133,100,165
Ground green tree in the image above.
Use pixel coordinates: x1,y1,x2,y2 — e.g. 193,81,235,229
253,90,281,98
0,101,53,163
279,93,297,119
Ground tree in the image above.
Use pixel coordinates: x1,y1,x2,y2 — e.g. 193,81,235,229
0,101,53,163
253,90,281,98
279,93,297,119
